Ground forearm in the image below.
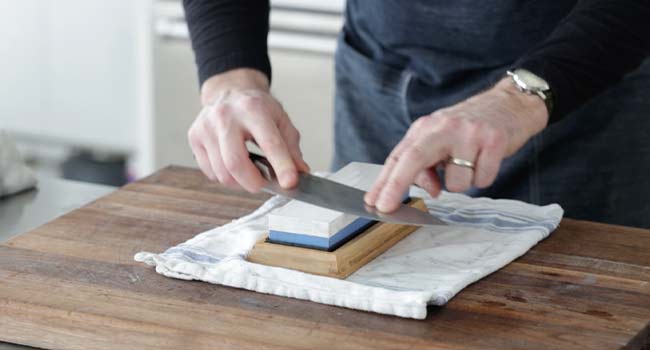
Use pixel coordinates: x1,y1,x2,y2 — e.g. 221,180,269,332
183,0,271,87
515,0,650,122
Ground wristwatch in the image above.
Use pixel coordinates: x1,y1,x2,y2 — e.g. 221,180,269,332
506,69,554,115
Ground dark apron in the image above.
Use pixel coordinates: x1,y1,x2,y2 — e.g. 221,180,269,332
332,1,650,228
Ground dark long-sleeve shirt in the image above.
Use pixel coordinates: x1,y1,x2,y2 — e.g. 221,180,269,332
183,0,650,122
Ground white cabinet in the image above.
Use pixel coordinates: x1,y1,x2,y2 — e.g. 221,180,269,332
0,0,147,153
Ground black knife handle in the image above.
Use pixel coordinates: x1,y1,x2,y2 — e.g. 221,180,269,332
249,151,276,181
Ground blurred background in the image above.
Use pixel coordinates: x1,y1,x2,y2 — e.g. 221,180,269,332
0,0,343,186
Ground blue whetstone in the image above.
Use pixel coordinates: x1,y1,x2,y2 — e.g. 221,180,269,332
268,217,376,251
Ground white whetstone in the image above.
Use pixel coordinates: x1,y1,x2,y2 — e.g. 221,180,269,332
268,162,383,241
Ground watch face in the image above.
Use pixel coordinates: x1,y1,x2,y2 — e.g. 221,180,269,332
514,69,549,91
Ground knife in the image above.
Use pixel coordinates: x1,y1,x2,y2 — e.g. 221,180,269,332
249,152,447,227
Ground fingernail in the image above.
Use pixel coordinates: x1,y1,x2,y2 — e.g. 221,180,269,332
364,192,374,205
279,169,297,188
376,195,391,212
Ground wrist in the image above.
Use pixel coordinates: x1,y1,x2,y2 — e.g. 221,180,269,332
200,68,270,106
493,77,549,134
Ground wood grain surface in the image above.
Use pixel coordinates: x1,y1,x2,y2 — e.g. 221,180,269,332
0,166,649,350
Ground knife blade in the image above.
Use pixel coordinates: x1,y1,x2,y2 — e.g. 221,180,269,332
249,152,447,227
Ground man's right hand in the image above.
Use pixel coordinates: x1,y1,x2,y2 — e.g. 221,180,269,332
188,68,309,192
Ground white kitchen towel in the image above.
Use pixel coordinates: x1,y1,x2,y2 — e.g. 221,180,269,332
0,131,37,198
135,185,563,319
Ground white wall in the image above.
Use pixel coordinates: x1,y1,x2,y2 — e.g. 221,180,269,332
0,0,141,152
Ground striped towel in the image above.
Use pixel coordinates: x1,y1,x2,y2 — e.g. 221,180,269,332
135,168,563,319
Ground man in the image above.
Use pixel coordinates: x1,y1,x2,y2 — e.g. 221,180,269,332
183,1,650,228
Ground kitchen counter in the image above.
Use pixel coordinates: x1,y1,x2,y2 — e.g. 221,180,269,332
1,166,649,350
0,176,115,243
0,176,115,350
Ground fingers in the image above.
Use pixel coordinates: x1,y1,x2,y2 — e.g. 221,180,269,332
280,117,311,173
366,110,511,212
188,108,216,181
364,139,411,206
188,89,308,192
474,129,507,188
293,153,311,173
188,118,236,186
190,142,217,181
216,122,266,192
201,127,244,187
245,116,299,188
445,139,479,193
375,141,447,212
366,117,445,211
415,168,442,197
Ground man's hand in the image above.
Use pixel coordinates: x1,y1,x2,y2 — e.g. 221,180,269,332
188,68,309,192
364,77,549,212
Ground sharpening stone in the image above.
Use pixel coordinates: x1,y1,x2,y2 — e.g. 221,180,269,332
268,162,406,251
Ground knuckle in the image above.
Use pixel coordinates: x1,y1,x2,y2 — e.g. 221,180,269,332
385,177,407,192
434,113,460,130
213,103,231,117
287,127,301,145
214,113,242,134
223,153,245,174
484,128,506,149
221,175,238,187
187,126,198,144
201,112,218,130
410,116,435,136
260,136,285,153
387,153,401,164
411,116,429,130
239,94,263,111
403,144,427,161
464,119,483,135
187,125,206,148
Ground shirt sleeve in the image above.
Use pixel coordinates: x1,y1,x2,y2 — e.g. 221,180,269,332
515,0,650,123
182,0,271,87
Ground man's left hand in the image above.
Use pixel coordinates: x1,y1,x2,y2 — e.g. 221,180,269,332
364,77,550,212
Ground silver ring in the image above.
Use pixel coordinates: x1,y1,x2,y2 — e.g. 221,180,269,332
447,156,475,169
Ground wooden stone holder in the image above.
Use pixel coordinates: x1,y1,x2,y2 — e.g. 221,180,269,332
247,198,427,279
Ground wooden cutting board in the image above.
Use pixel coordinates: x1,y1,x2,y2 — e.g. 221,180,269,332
1,166,649,350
